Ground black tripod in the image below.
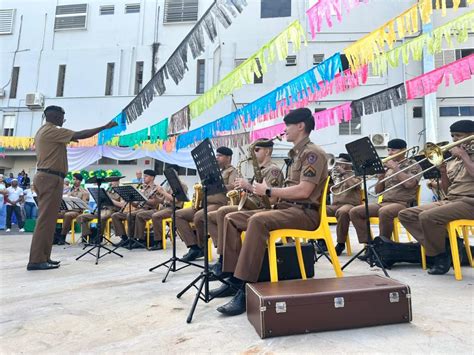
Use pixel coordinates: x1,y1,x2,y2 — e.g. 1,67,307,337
149,167,203,282
176,138,235,323
76,177,123,264
341,137,389,277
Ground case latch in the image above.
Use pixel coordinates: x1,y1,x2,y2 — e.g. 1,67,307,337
389,292,400,303
334,297,345,308
275,302,287,313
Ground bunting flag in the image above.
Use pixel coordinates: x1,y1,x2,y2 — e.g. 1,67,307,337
98,111,127,145
69,135,99,148
211,132,250,149
118,127,149,147
168,106,190,135
123,0,247,123
314,102,353,130
351,83,407,119
306,0,368,39
371,10,474,76
188,20,307,119
150,118,169,142
0,137,35,150
405,53,474,99
250,123,286,141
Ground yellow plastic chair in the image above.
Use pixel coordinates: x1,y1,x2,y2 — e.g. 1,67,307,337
326,215,352,256
88,218,112,243
421,219,474,280
159,201,193,250
56,218,77,243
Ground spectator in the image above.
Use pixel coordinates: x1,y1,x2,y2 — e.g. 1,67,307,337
5,179,25,232
24,184,38,219
5,173,14,187
21,173,31,190
63,179,71,194
132,170,143,184
0,175,6,230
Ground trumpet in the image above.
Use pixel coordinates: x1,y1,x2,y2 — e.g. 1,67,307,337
367,135,473,197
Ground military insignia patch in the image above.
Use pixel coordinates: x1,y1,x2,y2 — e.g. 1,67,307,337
303,166,316,177
307,153,317,165
271,169,280,177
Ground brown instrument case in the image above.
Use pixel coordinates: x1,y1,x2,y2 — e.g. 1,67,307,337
246,275,412,338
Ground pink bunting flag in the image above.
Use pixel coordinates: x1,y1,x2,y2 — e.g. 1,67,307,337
250,123,286,141
313,102,352,130
406,54,474,99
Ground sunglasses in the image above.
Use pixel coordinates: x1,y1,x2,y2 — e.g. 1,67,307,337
254,147,261,152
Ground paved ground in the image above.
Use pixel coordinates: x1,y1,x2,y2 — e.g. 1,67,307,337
0,226,472,354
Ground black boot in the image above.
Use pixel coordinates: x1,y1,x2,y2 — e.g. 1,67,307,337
428,252,451,275
335,243,345,256
209,277,240,298
182,246,204,262
57,235,67,245
117,236,130,247
216,287,246,316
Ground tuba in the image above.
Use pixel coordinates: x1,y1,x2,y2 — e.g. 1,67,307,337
191,183,203,210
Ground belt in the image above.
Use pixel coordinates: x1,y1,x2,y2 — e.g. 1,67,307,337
279,201,318,210
37,169,66,179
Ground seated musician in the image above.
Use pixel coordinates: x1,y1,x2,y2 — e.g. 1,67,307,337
134,167,188,249
56,173,90,245
175,147,237,261
76,178,125,244
398,120,474,275
326,153,362,255
215,108,328,316
111,169,159,247
349,139,422,260
207,139,284,278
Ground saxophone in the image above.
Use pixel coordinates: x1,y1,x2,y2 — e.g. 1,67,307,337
226,157,250,206
191,183,203,210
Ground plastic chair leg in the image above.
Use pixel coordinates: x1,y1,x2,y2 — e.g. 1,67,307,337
448,223,462,281
345,234,352,256
462,226,473,267
268,238,279,282
421,246,427,270
294,238,307,280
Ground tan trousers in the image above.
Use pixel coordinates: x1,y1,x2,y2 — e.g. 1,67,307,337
398,199,474,256
111,210,140,238
349,202,407,243
134,210,155,240
208,205,239,255
175,205,222,248
28,172,63,264
76,209,114,236
151,208,173,242
57,210,81,235
326,204,357,243
222,206,320,283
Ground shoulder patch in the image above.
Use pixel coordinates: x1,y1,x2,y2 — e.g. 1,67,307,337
303,166,316,177
307,153,317,165
271,169,280,177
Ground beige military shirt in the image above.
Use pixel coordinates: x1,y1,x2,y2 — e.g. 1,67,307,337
332,174,362,206
284,137,328,206
105,190,122,211
382,158,422,204
35,122,75,174
140,183,158,210
208,164,237,205
68,186,90,202
261,161,284,188
446,152,474,204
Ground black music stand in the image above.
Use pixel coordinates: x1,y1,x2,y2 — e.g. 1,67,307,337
149,168,202,281
76,177,123,264
342,137,389,277
112,185,147,250
176,138,234,323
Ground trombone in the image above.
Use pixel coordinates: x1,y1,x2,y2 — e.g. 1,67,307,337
367,135,473,197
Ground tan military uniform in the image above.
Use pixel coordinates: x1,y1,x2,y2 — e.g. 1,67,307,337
76,190,122,237
208,161,284,255
175,164,237,248
222,137,328,282
111,183,157,238
349,158,422,243
29,122,74,264
399,152,474,256
326,174,362,243
57,186,90,236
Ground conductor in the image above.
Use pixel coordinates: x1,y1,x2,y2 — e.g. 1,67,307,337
27,105,117,271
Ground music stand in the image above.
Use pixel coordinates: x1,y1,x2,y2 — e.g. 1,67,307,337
176,138,234,323
112,185,147,250
76,177,123,264
342,137,389,277
149,168,202,281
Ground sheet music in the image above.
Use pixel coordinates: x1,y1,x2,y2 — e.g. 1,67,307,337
63,196,89,210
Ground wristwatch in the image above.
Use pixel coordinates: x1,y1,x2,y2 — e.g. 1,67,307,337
265,188,272,197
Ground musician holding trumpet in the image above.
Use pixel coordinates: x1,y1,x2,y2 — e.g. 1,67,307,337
398,120,474,275
349,139,422,260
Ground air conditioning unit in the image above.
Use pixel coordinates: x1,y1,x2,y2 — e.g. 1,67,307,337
370,133,390,147
0,88,5,97
25,92,45,109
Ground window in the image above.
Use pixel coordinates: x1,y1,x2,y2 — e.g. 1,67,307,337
440,106,474,117
125,4,140,14
118,160,137,165
313,54,325,66
456,48,474,60
413,106,423,118
235,59,263,84
9,66,19,99
2,114,16,136
339,115,361,135
96,157,116,165
432,0,467,8
100,5,114,15
164,0,198,23
435,48,473,68
134,61,144,95
196,59,205,94
56,65,66,97
54,4,87,31
261,0,291,18
285,55,297,67
0,9,15,34
105,62,115,96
